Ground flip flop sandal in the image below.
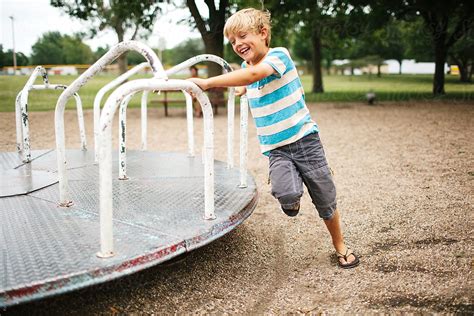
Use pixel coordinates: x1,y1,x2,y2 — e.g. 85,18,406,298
336,248,360,269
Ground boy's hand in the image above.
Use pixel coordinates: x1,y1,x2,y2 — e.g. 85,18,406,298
235,86,246,96
187,78,210,91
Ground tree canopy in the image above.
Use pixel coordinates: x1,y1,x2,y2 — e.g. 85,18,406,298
0,45,29,67
51,0,166,73
31,32,94,65
349,0,474,94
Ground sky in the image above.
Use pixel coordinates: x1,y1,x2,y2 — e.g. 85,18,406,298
0,0,203,56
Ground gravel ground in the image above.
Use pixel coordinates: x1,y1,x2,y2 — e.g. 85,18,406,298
1,101,473,314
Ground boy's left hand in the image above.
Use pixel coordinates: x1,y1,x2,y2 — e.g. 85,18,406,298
187,78,210,91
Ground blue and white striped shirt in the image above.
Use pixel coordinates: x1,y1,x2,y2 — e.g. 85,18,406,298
243,47,318,155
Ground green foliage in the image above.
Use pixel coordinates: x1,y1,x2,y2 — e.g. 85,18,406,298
401,18,433,62
0,45,29,67
51,0,164,40
449,33,474,82
348,0,474,94
30,32,94,65
93,46,110,61
162,38,205,65
52,0,166,73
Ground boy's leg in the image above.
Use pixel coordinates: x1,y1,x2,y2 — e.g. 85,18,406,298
268,149,304,216
323,209,358,265
293,133,358,267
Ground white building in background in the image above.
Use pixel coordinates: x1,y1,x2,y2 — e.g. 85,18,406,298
332,59,450,75
384,59,450,74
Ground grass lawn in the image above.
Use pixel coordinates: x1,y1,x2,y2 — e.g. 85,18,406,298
0,73,472,112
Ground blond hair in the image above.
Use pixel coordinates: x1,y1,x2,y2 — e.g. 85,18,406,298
224,8,272,47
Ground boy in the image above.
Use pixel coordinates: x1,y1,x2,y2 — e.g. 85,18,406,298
188,8,359,269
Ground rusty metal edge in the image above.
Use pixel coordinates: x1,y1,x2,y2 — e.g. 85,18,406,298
1,242,187,308
0,189,258,308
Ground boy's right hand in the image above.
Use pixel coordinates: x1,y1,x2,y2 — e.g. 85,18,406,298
187,77,210,91
235,86,247,96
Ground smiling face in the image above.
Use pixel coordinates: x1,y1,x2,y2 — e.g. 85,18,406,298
228,29,269,66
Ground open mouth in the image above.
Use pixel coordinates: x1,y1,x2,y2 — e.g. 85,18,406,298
239,47,250,55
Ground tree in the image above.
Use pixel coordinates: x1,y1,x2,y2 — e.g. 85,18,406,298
185,0,229,107
0,45,29,67
51,0,165,73
401,17,433,62
165,38,205,65
449,33,474,82
266,0,327,92
352,0,474,95
94,45,110,61
185,0,229,78
62,34,95,64
31,31,64,65
31,31,93,65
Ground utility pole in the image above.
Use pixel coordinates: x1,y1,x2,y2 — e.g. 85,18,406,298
9,16,17,74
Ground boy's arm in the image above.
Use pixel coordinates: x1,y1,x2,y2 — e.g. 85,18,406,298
187,62,275,91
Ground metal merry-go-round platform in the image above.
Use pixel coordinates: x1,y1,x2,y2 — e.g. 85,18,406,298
1,41,258,307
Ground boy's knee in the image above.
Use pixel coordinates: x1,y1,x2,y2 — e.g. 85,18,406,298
278,192,301,208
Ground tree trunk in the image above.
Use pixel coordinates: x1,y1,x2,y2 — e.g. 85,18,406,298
203,33,224,77
454,58,471,82
204,34,225,112
398,59,403,74
311,32,324,93
377,64,381,77
433,36,447,95
115,26,128,74
186,0,228,110
469,64,473,82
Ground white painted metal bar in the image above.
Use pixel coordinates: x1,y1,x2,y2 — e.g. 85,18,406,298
227,91,235,168
140,90,149,150
167,54,236,168
98,78,214,257
17,66,48,162
55,41,165,207
14,92,22,152
239,95,249,188
117,54,236,177
15,68,87,161
31,84,87,151
93,62,149,161
184,91,195,157
118,92,136,180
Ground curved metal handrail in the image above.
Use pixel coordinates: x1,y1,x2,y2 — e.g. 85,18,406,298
167,54,236,169
93,62,149,160
117,54,237,179
97,78,214,258
15,66,86,162
55,41,166,206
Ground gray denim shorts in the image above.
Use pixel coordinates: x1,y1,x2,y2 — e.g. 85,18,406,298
268,132,337,220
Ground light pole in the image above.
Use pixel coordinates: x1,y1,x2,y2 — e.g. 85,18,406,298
9,16,17,74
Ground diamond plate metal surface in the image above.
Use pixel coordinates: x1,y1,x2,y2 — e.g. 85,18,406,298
0,150,258,307
0,169,57,197
0,150,52,171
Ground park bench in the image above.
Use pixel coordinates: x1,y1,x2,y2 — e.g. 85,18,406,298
150,88,226,116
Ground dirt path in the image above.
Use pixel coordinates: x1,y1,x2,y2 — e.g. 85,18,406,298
1,101,473,314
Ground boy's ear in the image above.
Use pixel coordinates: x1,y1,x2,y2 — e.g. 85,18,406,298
260,27,269,42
